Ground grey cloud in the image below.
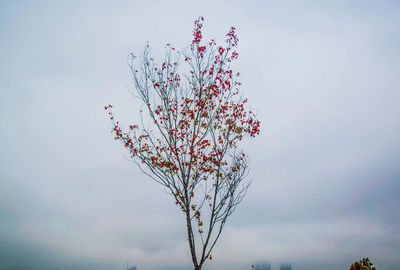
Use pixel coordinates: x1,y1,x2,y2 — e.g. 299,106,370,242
1,1,399,270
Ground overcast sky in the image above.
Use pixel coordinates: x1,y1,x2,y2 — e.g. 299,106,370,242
1,1,399,270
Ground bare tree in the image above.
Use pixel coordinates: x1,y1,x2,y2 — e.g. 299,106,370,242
106,17,260,270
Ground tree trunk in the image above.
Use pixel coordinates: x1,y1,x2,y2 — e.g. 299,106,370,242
186,209,199,270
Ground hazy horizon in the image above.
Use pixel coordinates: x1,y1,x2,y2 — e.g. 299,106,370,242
1,1,399,270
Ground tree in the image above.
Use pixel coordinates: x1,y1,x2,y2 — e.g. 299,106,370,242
349,257,376,270
105,17,260,270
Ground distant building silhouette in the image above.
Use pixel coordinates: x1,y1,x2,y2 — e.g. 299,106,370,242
280,264,291,270
254,262,271,270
